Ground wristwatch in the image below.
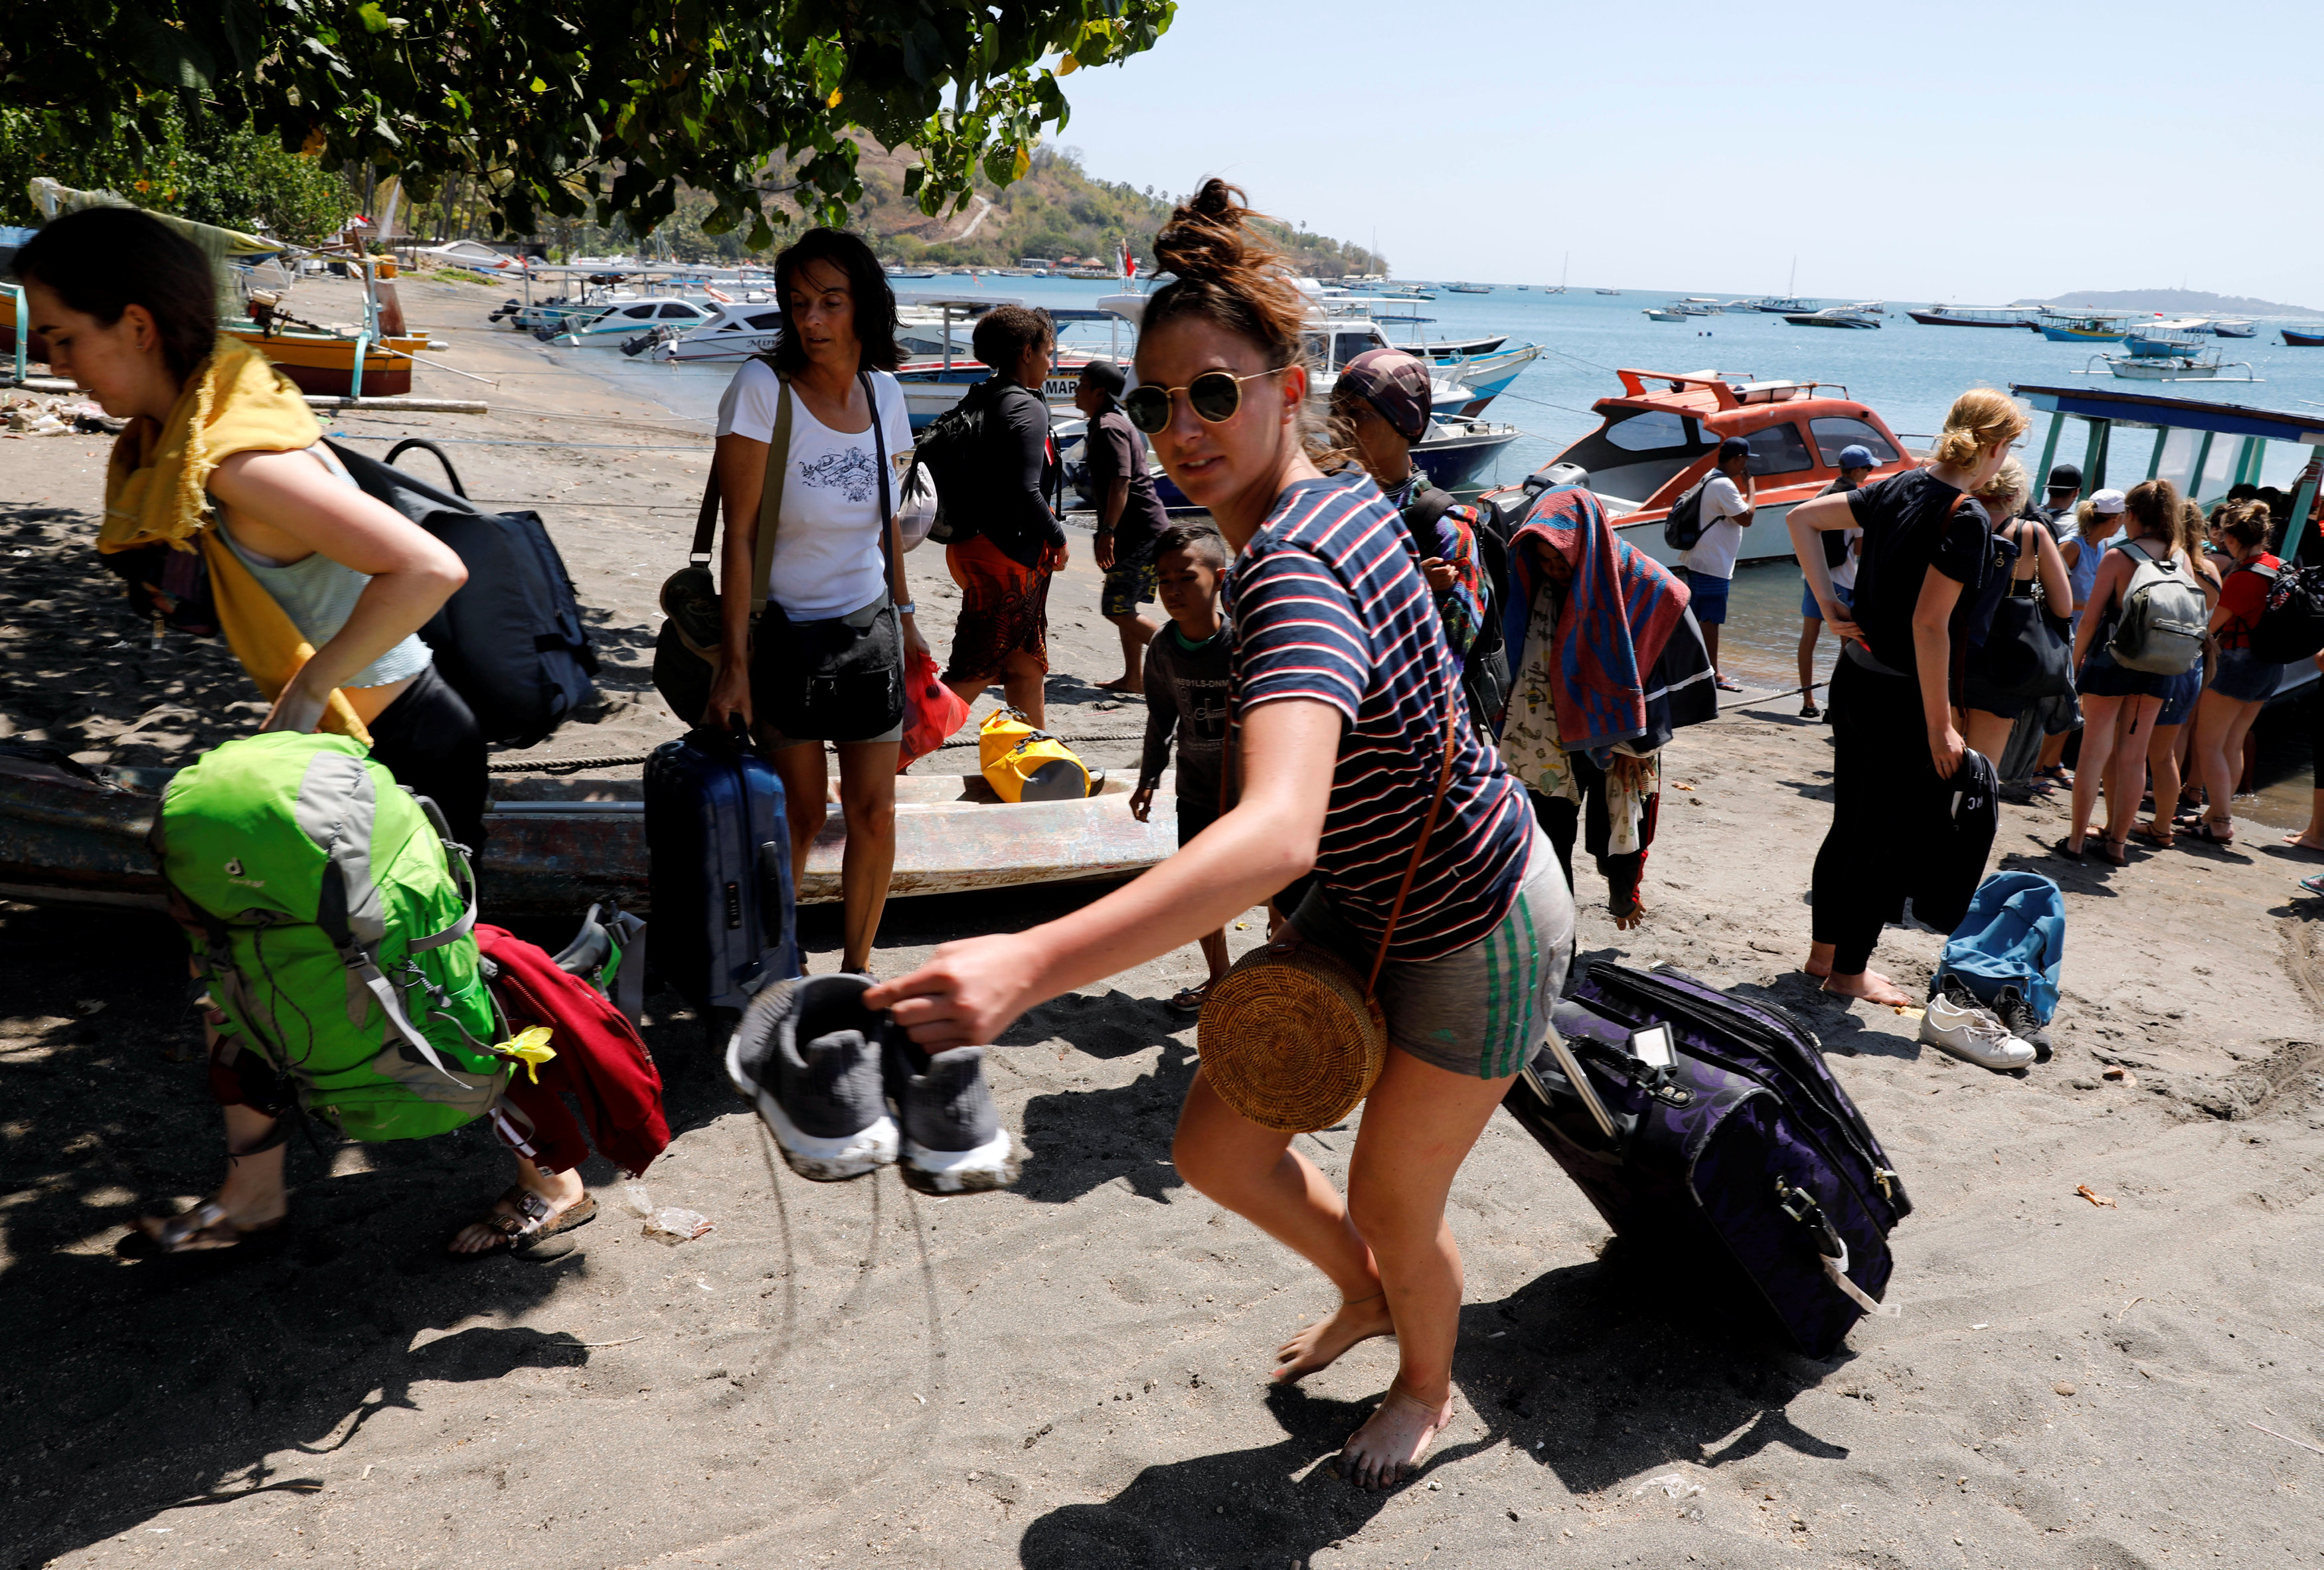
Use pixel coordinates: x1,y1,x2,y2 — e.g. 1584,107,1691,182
895,601,917,615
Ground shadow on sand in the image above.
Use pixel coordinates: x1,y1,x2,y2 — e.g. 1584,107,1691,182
1018,1250,1851,1568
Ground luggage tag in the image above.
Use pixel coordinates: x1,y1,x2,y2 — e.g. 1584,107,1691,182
1623,1024,1695,1107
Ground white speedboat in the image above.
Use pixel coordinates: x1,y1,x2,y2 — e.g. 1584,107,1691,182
1643,307,1687,323
550,296,720,346
1785,306,1881,329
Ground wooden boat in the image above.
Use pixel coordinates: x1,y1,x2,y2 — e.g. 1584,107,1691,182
0,751,1175,917
1908,304,2041,329
2038,313,2137,343
0,288,52,362
222,320,436,398
2282,327,2324,347
1477,367,1916,568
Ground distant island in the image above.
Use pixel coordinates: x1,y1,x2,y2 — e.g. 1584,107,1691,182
2011,287,2317,317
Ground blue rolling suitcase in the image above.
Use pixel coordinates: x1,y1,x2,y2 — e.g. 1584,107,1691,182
644,726,799,1019
1502,960,1910,1359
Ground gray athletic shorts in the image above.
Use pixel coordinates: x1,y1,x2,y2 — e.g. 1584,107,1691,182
1290,826,1574,1080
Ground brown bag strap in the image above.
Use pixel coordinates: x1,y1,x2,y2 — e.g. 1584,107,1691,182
1221,669,1466,1000
686,361,791,613
1365,676,1464,996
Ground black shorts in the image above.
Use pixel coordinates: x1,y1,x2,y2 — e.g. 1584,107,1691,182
367,663,487,849
1176,793,1218,849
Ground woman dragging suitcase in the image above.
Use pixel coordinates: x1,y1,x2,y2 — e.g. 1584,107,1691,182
701,228,926,975
15,209,580,1253
869,183,1572,1491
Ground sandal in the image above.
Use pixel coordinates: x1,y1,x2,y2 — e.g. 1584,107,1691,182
1714,675,1743,692
2034,765,2072,787
138,1200,286,1255
2096,838,2130,866
454,1185,598,1254
2127,823,2174,850
1799,700,1821,720
1167,983,1212,1014
2050,835,2086,863
2187,821,2236,848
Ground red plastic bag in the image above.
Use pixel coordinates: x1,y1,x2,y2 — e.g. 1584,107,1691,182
897,648,971,772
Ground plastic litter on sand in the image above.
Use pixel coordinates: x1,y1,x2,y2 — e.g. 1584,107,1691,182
643,1208,714,1244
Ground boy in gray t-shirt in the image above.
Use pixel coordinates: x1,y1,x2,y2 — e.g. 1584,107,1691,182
1129,524,1232,1012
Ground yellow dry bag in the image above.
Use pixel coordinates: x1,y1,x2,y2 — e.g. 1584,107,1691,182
978,709,1092,802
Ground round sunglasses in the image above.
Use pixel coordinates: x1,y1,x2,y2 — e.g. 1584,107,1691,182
1122,367,1284,435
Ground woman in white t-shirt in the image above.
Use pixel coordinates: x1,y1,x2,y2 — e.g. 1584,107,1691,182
703,229,926,974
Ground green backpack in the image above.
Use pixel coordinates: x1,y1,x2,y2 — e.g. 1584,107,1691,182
155,732,511,1142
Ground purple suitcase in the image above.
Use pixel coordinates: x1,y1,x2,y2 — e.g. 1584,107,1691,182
1503,959,1909,1358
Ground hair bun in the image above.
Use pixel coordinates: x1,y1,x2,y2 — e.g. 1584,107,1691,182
1152,179,1278,284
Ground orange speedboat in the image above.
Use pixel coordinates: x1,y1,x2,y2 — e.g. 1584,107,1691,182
1484,367,1915,566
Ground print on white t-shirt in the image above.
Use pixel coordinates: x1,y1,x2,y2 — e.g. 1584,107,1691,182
712,359,914,619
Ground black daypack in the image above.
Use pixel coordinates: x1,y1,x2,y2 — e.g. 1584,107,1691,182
329,439,601,747
1404,488,1511,739
100,540,220,637
912,378,1007,546
1662,473,1715,552
2238,560,2324,663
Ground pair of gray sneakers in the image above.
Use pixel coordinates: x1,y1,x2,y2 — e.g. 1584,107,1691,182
726,974,1019,1193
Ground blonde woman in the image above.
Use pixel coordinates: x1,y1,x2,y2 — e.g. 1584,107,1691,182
1959,456,2072,763
1786,388,2024,1005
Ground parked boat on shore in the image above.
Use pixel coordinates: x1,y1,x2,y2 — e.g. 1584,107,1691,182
0,751,1177,916
1477,367,1914,568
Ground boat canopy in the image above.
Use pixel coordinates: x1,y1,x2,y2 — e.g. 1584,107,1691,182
2012,382,2324,560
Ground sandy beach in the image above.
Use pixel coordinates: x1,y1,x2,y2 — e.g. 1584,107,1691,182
2,272,2319,1570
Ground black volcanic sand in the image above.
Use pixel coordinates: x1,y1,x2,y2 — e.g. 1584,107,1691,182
1,272,2319,1570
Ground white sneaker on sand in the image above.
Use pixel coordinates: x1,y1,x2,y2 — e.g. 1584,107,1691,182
1920,989,2036,1073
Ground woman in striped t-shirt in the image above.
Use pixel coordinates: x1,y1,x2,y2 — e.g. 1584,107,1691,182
871,183,1570,1489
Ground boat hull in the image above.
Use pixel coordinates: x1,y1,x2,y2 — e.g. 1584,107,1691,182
2283,329,2324,347
1908,310,2035,328
2040,325,2128,343
0,759,1177,916
224,327,426,398
1785,314,1878,329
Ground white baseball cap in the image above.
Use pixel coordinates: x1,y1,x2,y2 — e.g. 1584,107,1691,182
2090,488,2128,515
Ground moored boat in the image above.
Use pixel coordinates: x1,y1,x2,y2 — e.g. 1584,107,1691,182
1643,307,1687,323
1908,303,2042,328
2038,313,2137,343
1445,281,1493,294
2088,349,2255,382
1785,306,1880,329
1477,367,1915,568
2283,327,2324,347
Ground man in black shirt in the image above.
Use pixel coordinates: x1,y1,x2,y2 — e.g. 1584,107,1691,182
1076,360,1173,692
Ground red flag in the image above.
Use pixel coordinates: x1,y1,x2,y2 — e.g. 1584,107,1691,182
1121,238,1137,280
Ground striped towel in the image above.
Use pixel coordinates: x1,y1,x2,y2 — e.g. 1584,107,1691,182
1502,485,1691,756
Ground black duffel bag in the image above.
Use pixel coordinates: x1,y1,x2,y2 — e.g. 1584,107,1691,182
1977,594,2075,700
329,438,601,747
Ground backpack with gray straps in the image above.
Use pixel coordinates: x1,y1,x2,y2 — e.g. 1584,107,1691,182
2108,540,2207,674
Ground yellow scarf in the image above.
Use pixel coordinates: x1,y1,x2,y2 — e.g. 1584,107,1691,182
101,338,370,743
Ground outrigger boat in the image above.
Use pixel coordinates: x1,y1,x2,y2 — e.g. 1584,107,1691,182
0,751,1177,917
1477,367,1914,568
2085,348,2256,382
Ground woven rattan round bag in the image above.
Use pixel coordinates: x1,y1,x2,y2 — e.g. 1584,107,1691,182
1195,684,1462,1133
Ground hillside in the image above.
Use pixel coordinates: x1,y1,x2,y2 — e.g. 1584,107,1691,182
847,142,1384,277
2013,286,2317,316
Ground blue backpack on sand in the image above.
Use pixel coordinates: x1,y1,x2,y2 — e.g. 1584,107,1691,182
1934,872,2065,1024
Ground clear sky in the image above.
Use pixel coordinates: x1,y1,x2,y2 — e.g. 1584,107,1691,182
1046,0,2323,305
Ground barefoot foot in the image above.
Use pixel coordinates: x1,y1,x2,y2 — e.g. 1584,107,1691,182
1273,1292,1392,1383
1823,968,1912,1006
1336,1383,1455,1492
1803,941,1837,981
